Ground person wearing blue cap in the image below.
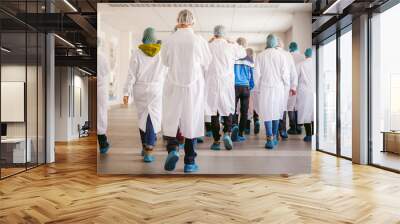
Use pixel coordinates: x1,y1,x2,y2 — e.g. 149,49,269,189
287,41,305,135
254,34,287,149
205,25,246,151
123,27,167,163
296,48,315,142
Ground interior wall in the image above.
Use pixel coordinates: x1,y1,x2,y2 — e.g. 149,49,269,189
290,12,313,53
54,67,89,141
0,65,38,139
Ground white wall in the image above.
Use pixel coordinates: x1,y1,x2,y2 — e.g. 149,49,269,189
54,67,89,141
288,12,312,53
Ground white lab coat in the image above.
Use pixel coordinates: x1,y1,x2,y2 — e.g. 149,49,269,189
287,51,305,111
296,58,314,124
278,48,297,114
205,39,246,116
254,48,287,122
123,48,167,133
161,28,212,139
97,53,110,135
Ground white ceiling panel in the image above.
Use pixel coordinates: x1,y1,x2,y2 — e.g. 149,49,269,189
99,3,311,46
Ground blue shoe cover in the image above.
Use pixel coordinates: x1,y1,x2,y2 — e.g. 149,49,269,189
100,144,109,154
210,143,221,151
238,135,246,142
231,126,239,142
143,154,155,163
244,128,251,135
223,135,233,150
164,150,179,171
281,131,288,139
184,163,199,173
265,140,275,149
205,131,213,137
303,136,312,142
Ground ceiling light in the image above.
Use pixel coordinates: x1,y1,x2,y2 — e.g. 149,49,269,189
63,0,78,12
1,47,11,53
78,67,92,76
54,34,75,48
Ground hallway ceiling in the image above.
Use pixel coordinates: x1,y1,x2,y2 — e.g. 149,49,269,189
99,3,311,46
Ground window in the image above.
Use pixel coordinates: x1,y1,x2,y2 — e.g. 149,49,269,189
370,3,400,171
317,37,337,154
340,29,352,158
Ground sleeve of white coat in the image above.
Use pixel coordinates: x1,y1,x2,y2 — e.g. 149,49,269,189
253,55,262,91
289,56,298,90
200,37,212,70
161,41,170,67
123,53,138,96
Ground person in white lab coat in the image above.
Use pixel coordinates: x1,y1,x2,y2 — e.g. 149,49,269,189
277,40,297,140
296,48,315,142
254,34,287,149
205,25,246,151
122,27,167,163
97,38,111,154
161,9,212,173
287,42,306,135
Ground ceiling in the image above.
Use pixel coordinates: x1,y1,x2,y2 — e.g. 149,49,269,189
99,3,311,46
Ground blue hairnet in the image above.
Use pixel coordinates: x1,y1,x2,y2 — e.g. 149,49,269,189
289,42,298,52
214,25,226,37
142,27,156,44
266,34,278,48
305,48,313,58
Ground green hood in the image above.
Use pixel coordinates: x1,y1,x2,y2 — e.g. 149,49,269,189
138,44,161,57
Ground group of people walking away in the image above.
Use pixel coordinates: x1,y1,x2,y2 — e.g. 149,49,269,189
97,9,315,173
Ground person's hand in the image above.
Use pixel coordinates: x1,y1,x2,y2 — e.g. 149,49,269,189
123,96,129,105
290,89,296,96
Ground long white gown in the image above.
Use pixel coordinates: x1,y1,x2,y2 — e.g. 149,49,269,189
123,48,167,133
161,28,212,139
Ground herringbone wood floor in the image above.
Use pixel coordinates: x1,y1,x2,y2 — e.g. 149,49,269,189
1,135,400,224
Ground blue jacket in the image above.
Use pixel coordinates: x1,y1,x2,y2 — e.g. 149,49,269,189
234,56,254,89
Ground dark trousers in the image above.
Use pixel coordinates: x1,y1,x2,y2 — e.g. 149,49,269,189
211,113,232,142
288,111,298,130
304,122,314,136
165,133,197,165
233,86,250,136
139,115,156,148
205,122,212,133
279,111,288,133
246,111,259,129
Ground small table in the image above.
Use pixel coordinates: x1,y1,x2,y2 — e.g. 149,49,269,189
382,131,400,154
1,138,31,164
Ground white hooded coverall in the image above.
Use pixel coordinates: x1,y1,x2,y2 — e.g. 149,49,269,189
161,28,212,139
254,48,287,122
205,39,246,116
296,58,315,124
123,48,167,133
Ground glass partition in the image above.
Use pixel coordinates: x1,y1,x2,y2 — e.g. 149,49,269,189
339,29,352,158
0,3,46,179
370,3,400,171
317,37,337,154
